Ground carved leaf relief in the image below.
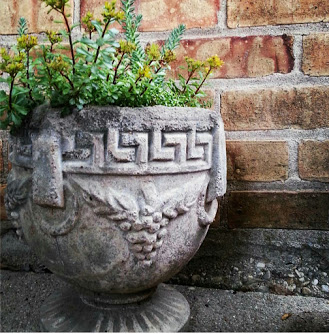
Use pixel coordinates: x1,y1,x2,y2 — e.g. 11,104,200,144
73,178,202,266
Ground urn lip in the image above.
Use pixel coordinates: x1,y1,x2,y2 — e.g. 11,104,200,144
9,103,227,202
20,103,223,135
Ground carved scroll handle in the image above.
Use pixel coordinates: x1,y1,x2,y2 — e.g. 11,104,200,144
197,191,218,227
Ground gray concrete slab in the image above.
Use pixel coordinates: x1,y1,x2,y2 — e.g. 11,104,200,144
1,270,329,332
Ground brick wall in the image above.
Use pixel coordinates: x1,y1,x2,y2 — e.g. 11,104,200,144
0,0,328,232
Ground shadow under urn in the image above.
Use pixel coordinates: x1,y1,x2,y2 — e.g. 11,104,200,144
5,105,227,332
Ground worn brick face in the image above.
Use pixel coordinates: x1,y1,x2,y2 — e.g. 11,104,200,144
227,0,329,28
227,141,289,181
299,140,329,182
221,86,329,131
169,36,294,79
0,0,73,34
138,0,219,31
0,185,7,221
302,33,329,76
228,191,329,230
81,0,219,32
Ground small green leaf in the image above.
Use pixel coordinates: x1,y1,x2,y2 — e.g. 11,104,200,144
0,78,9,83
12,103,28,115
76,47,92,57
96,37,105,47
59,29,69,37
91,20,103,36
11,112,22,125
70,23,81,30
80,37,98,49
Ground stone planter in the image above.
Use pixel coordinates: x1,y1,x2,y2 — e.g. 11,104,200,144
5,105,226,332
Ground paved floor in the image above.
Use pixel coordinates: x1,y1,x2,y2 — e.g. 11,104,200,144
1,270,329,332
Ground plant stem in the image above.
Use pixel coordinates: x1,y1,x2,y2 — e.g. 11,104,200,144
192,68,212,97
94,20,111,64
60,71,75,90
140,66,162,97
43,50,59,91
128,60,154,92
112,52,125,84
26,50,35,102
86,31,92,65
60,8,75,74
181,69,195,94
8,75,16,111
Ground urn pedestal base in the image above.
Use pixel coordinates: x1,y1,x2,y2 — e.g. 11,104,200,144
40,284,190,332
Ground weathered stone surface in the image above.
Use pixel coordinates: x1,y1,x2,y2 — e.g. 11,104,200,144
172,228,329,299
1,230,47,272
299,140,329,182
0,0,73,34
169,36,294,79
227,0,329,28
81,0,219,32
228,191,329,229
227,141,289,181
302,33,329,76
0,137,11,185
41,284,190,332
221,86,329,130
6,105,226,331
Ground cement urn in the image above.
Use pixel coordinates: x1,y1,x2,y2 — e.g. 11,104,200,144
5,105,227,332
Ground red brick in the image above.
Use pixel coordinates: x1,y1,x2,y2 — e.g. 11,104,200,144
0,185,7,221
169,36,294,79
138,0,219,31
221,86,329,131
299,140,329,182
228,191,329,230
0,0,73,34
227,141,289,181
302,33,329,76
81,0,219,32
227,0,329,28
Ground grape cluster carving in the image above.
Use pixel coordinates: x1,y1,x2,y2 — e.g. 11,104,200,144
78,181,197,266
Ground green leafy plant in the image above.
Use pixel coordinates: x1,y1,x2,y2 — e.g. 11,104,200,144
0,0,224,132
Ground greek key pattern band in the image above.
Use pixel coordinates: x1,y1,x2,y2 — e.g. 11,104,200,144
11,129,213,175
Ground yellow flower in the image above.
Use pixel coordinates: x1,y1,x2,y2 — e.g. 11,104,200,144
145,43,161,61
41,0,69,10
82,12,96,33
17,34,38,51
138,65,152,79
0,48,10,62
163,50,176,64
185,57,204,71
0,50,25,77
48,56,69,72
118,40,136,54
46,31,62,45
206,55,224,69
102,0,125,22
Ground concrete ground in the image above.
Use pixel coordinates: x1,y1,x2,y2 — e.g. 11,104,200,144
1,270,329,332
0,270,329,332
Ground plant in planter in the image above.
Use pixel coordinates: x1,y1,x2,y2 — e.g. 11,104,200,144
1,0,227,332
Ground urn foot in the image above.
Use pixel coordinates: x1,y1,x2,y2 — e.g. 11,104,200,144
40,284,190,332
